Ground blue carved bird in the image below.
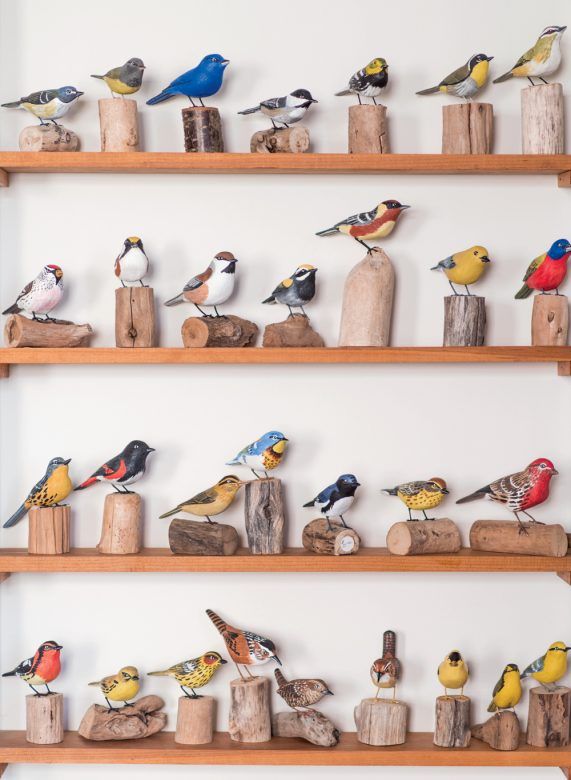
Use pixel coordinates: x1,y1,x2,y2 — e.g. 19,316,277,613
227,431,288,479
303,474,360,529
146,54,229,107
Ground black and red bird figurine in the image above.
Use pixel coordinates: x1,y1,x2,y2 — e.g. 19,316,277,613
2,640,63,695
74,440,155,494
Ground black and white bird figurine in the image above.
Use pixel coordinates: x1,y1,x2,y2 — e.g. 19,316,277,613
303,474,360,529
262,264,317,318
238,89,317,128
335,58,389,104
2,265,64,321
114,236,149,287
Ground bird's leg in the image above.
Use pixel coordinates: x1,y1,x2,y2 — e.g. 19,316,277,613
44,684,53,694
190,689,202,698
180,685,192,698
299,305,309,319
392,685,397,702
29,684,42,696
271,119,278,129
250,468,261,479
326,516,333,531
513,512,529,536
286,305,295,319
32,312,40,321
245,666,256,679
357,94,362,105
339,514,349,528
105,697,118,711
372,97,378,106
407,507,413,522
188,97,196,107
205,515,217,525
528,77,536,87
264,470,269,479
448,280,459,296
43,314,57,323
539,77,549,85
198,98,205,107
353,237,373,254
521,509,544,526
464,285,472,296
375,687,380,698
111,483,123,493
234,663,247,681
422,510,434,521
139,279,148,287
194,304,209,317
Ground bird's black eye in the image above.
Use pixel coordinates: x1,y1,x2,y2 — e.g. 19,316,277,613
474,250,478,255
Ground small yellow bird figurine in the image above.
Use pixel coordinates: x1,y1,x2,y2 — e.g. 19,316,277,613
431,246,491,296
438,650,469,696
382,478,449,521
487,664,522,713
159,475,245,523
417,54,493,99
148,651,227,698
88,666,140,710
520,641,571,691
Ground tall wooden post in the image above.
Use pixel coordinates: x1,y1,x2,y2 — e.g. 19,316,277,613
443,296,486,346
98,99,140,152
531,295,568,346
339,248,395,346
434,695,471,747
97,493,142,554
229,677,271,743
28,506,71,555
115,287,156,348
348,105,390,153
244,478,285,554
182,107,224,152
522,84,564,154
175,696,215,744
26,693,64,744
442,104,493,154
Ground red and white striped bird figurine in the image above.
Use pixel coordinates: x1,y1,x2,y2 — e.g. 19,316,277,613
2,640,63,695
2,265,64,321
164,251,238,317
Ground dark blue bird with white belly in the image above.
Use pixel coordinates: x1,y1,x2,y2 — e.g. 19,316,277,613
146,54,229,107
303,474,360,529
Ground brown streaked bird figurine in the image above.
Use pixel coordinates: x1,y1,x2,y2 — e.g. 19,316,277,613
371,630,401,700
274,668,333,711
159,475,245,523
206,609,281,680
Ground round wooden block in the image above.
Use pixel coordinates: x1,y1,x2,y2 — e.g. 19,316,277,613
28,506,71,555
354,698,408,746
442,103,493,154
472,711,521,751
521,83,564,154
97,493,142,555
181,315,258,348
4,314,93,348
531,294,569,346
250,126,310,153
348,104,389,153
526,686,570,747
19,124,79,152
386,519,461,556
115,287,156,348
302,518,360,555
168,519,239,556
443,296,486,347
469,520,568,558
175,695,215,744
182,107,224,152
98,98,139,152
229,677,271,743
26,692,64,744
434,695,471,748
244,478,285,555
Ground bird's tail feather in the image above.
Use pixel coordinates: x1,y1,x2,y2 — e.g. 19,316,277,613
493,72,513,84
146,90,175,106
164,293,184,307
456,491,484,504
334,90,352,97
3,502,28,528
147,670,169,676
238,106,259,115
274,668,287,686
486,701,497,713
515,284,533,299
2,303,21,315
206,609,227,634
315,227,338,237
416,86,439,96
74,476,98,491
262,295,276,304
430,263,443,271
381,488,398,496
1,101,21,108
90,74,104,80
159,507,179,519
302,500,315,507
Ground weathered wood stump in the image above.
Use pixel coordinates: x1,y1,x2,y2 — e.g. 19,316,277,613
339,248,394,346
469,520,568,557
182,315,258,348
348,105,390,153
272,711,340,746
302,518,360,555
527,687,570,747
115,287,156,348
244,478,285,554
262,315,324,347
97,493,142,555
98,98,139,152
229,677,271,743
532,294,568,346
522,83,564,154
28,505,70,555
168,518,239,556
19,124,79,152
26,693,64,744
182,107,224,152
386,518,461,556
354,698,408,746
78,696,167,741
175,695,215,744
4,314,93,348
442,104,493,154
443,296,486,346
472,711,521,751
250,126,310,153
434,695,471,748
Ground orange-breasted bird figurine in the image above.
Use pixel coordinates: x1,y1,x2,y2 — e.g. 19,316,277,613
206,609,281,680
371,630,401,701
2,641,63,695
316,200,410,252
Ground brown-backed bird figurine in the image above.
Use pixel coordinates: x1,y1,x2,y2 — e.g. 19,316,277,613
274,668,333,711
370,630,401,701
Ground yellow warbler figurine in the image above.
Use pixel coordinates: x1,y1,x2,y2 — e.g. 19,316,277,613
521,641,571,691
159,475,245,523
88,666,140,710
487,664,522,713
148,651,227,698
431,246,491,296
438,650,469,696
417,54,493,99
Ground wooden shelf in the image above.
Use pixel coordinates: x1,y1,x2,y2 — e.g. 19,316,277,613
0,153,570,187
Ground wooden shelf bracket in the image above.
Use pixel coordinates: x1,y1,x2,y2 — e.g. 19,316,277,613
0,169,8,188
558,171,571,188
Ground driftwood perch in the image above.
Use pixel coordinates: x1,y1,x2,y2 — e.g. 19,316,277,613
272,710,340,747
4,314,93,348
521,83,564,154
99,98,140,152
442,104,493,154
182,107,224,152
175,695,215,744
78,696,167,741
386,518,461,556
19,124,79,152
339,248,394,346
26,693,64,744
28,505,70,555
182,315,258,348
168,518,239,556
472,711,521,751
354,698,408,746
229,677,271,743
526,686,570,747
262,315,324,347
302,518,360,555
469,520,568,557
532,294,568,346
115,287,156,348
434,695,471,748
97,493,142,555
348,105,389,153
244,478,285,554
250,126,310,153
443,296,486,346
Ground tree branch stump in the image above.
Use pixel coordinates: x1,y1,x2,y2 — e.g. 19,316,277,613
302,518,360,555
386,518,461,556
272,711,340,746
28,506,70,555
182,107,224,152
262,315,324,347
443,296,486,346
97,493,142,555
526,687,570,747
532,295,568,346
472,711,521,751
26,693,64,744
250,126,310,153
229,677,271,743
182,315,258,348
522,84,564,154
434,695,471,748
115,287,156,348
354,698,408,746
338,248,395,346
175,695,215,744
442,104,493,154
348,105,390,153
469,520,568,557
98,98,139,152
4,314,93,348
168,518,239,556
244,478,285,554
19,124,79,152
78,696,167,741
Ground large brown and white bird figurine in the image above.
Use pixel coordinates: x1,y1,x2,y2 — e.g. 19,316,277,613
2,265,64,321
164,251,238,317
206,608,281,679
114,236,149,286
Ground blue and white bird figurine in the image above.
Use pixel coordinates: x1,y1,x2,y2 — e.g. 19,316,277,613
238,89,317,128
147,54,229,107
2,86,83,125
227,431,288,479
303,474,360,529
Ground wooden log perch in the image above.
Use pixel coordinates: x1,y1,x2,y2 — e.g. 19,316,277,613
302,518,360,555
272,710,340,747
175,695,215,744
244,478,285,554
98,98,140,152
250,126,310,153
472,711,521,751
26,693,64,745
262,315,324,348
469,520,568,558
442,103,493,154
19,124,79,152
443,296,486,347
526,686,570,747
182,107,224,152
4,314,93,348
168,518,239,556
522,83,564,154
115,287,156,348
434,695,471,748
339,248,394,347
78,696,167,741
348,105,390,154
386,518,461,557
97,493,142,555
28,505,70,555
229,677,271,743
532,294,568,346
354,698,408,746
182,315,258,348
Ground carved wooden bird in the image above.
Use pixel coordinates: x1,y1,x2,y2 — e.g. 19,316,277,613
316,200,409,252
206,609,281,680
370,630,401,700
274,668,333,711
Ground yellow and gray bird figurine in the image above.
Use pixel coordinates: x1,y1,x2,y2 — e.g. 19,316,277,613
417,54,493,99
487,664,522,713
91,58,146,97
335,58,389,104
4,457,72,528
2,86,83,124
159,475,245,523
494,26,566,86
114,236,149,287
148,651,227,698
438,650,469,696
431,246,491,295
382,478,449,521
88,666,140,710
520,641,571,691
262,264,317,318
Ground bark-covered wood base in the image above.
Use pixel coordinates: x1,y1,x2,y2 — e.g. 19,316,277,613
26,692,64,744
245,478,285,554
386,518,461,556
4,314,93,347
469,520,568,557
434,695,471,748
229,677,271,743
182,315,258,348
78,696,167,741
263,315,324,347
354,698,408,746
526,686,570,747
19,124,80,152
182,107,224,152
168,518,239,556
115,287,156,348
28,505,70,555
443,296,486,346
250,126,310,153
532,294,569,346
302,518,361,555
272,710,340,747
472,711,521,751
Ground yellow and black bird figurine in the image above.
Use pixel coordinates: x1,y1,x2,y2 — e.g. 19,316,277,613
148,651,227,698
335,58,389,104
382,478,449,521
494,26,566,86
159,475,245,523
487,664,522,713
371,630,401,701
417,54,493,99
4,457,72,528
88,666,140,710
431,246,491,295
91,58,146,97
316,200,409,252
262,264,317,318
520,641,571,691
438,650,469,696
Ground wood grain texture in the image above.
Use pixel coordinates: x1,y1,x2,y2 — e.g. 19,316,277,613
182,316,258,348
263,316,325,348
98,99,139,152
19,125,79,152
470,520,568,558
348,105,389,154
250,127,310,154
532,295,569,346
339,248,394,347
527,687,570,748
4,315,93,348
386,519,461,556
168,519,239,556
522,84,565,155
229,678,271,743
273,711,340,746
26,694,64,745
115,287,156,348
244,479,285,554
443,296,486,347
78,697,166,741
472,711,521,751
182,108,224,153
28,506,70,555
302,518,360,555
97,493,142,555
175,696,215,745
434,696,471,748
442,104,493,154
354,698,407,746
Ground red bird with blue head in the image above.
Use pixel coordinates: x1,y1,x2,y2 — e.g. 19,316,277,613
515,238,571,299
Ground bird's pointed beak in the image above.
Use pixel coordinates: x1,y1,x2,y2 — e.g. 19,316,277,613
221,59,230,65
132,675,140,681
54,644,63,650
399,205,410,210
272,655,282,666
486,56,494,61
310,98,318,103
220,659,228,664
147,447,156,453
63,458,71,465
442,488,450,494
76,91,84,97
551,467,559,475
326,689,334,695
376,671,381,682
481,256,491,263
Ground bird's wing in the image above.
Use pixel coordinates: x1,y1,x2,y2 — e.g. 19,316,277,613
89,453,125,480
184,487,218,506
512,44,536,70
26,468,51,501
522,654,545,677
14,279,34,302
260,96,286,110
15,656,34,675
315,484,335,503
271,277,293,295
337,209,377,228
522,253,546,282
183,267,213,292
440,62,471,87
168,67,199,89
398,481,425,496
178,658,200,674
100,676,119,694
23,89,59,105
489,469,528,501
491,673,506,698
438,255,456,270
104,66,123,80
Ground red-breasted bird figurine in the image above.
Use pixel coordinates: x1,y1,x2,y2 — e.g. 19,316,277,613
316,200,410,252
371,630,401,701
206,609,281,680
74,440,154,494
515,239,571,298
2,640,63,695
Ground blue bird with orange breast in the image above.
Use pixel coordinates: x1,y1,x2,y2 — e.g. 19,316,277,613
147,54,229,107
227,431,288,479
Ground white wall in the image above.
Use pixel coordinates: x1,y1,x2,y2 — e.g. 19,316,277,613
1,0,570,778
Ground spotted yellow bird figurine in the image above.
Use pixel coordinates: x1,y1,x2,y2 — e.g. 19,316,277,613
438,651,469,696
159,475,245,523
520,641,571,691
417,54,494,99
382,478,449,521
148,651,227,698
4,457,72,528
431,246,491,295
487,664,522,713
494,26,566,86
88,666,140,710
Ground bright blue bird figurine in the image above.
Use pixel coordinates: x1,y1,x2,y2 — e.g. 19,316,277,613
226,431,288,479
146,54,229,107
303,474,360,529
